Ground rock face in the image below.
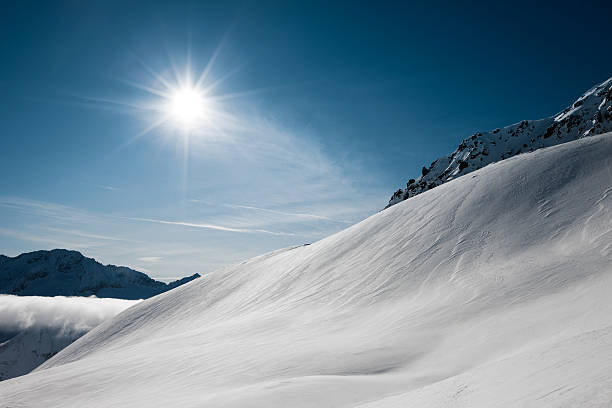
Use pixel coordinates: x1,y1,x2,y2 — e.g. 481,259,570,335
387,76,612,207
0,249,200,300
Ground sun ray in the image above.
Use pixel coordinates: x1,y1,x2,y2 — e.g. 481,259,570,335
120,115,171,148
129,52,176,90
195,34,228,89
114,77,174,99
55,93,156,113
202,65,243,94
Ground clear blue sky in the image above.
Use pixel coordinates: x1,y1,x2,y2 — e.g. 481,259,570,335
1,0,610,279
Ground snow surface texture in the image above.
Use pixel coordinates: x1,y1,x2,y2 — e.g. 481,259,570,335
0,249,200,299
387,76,612,207
0,295,137,381
2,133,612,407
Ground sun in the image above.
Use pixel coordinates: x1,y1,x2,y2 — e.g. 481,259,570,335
115,53,239,139
167,87,206,128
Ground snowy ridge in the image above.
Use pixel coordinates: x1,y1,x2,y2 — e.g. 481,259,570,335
1,133,611,407
387,76,612,207
0,249,199,299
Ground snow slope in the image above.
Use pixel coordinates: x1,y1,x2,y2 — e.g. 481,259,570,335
387,76,612,207
0,249,200,299
0,295,137,381
1,133,612,407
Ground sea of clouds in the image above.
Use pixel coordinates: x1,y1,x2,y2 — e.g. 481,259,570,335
0,295,140,380
0,295,139,337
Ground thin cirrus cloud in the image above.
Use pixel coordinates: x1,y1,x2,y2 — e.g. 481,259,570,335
40,227,135,243
0,197,140,249
190,201,351,225
128,217,295,236
138,256,164,263
0,104,383,276
0,173,378,280
95,184,120,192
78,182,120,192
0,197,293,237
0,227,98,251
0,196,91,223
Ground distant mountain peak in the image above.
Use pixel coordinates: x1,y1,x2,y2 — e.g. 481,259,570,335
386,76,612,208
0,249,200,300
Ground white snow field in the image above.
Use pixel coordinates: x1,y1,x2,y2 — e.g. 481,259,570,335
1,133,612,407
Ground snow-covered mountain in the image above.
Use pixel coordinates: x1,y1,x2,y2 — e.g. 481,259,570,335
387,76,612,207
0,249,200,299
1,133,611,407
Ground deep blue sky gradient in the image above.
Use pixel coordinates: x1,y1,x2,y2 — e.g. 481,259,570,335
1,0,610,278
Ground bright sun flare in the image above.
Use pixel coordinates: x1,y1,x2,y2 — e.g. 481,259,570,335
168,88,206,127
123,60,231,137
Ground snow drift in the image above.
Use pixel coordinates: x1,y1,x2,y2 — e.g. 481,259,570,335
1,133,612,407
0,295,138,380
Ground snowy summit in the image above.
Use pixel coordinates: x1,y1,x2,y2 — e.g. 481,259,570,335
387,77,612,207
0,249,200,300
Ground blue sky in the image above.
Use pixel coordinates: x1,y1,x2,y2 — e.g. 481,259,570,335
1,0,610,280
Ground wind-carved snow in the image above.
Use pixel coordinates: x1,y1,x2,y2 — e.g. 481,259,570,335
387,76,612,207
1,133,612,407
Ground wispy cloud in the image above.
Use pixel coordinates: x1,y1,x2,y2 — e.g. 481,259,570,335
78,182,119,192
0,75,386,279
0,196,97,224
0,197,139,257
95,184,119,191
190,200,350,224
0,196,303,279
41,227,135,242
138,256,163,262
128,217,294,236
0,227,98,250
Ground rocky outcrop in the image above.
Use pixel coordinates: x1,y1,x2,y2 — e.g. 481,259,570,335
387,77,612,207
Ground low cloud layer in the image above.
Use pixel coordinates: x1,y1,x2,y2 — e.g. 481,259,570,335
0,295,139,380
0,295,139,335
